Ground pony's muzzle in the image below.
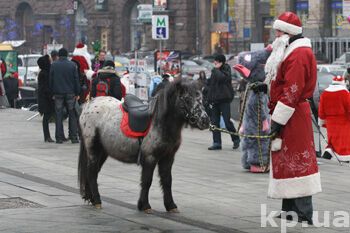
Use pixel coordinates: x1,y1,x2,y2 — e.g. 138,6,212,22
197,113,210,130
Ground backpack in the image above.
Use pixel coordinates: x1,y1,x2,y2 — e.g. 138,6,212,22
96,77,111,97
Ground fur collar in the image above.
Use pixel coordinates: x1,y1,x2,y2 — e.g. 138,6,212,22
283,38,311,61
97,68,117,75
325,84,348,92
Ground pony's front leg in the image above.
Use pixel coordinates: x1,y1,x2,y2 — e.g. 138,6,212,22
138,159,157,213
158,156,178,212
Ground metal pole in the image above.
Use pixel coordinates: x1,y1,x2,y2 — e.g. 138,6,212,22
24,55,28,86
226,0,229,53
159,40,162,75
196,0,200,56
135,49,138,73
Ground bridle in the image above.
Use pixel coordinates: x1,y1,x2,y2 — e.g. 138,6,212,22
179,96,198,125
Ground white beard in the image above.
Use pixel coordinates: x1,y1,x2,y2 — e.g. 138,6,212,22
264,34,290,87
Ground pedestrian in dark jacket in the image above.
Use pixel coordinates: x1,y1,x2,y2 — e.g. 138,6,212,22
91,60,123,100
3,70,19,108
207,54,240,150
37,55,55,142
49,48,81,144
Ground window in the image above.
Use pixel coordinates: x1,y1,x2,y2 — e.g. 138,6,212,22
295,0,309,24
331,0,342,36
212,0,228,23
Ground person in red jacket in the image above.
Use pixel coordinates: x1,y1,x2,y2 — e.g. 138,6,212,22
265,12,321,224
318,76,350,162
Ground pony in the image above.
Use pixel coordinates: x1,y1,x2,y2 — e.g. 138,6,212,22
78,79,210,213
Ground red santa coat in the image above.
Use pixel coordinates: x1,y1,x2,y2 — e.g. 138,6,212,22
71,55,91,102
319,85,350,161
268,38,322,199
71,55,89,75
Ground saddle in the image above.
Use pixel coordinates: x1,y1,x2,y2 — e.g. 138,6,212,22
122,94,152,132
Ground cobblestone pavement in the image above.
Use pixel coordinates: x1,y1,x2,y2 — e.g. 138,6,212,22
0,108,349,233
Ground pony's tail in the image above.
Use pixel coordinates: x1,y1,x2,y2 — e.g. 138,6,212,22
78,135,88,198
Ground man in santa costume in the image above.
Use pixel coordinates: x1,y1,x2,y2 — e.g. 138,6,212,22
71,43,95,103
265,12,322,224
319,76,350,162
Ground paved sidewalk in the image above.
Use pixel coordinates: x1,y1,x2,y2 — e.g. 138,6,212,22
0,108,349,233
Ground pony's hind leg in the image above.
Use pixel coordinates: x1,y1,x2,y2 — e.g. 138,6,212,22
78,137,93,204
83,130,108,208
158,156,178,212
87,140,108,208
138,159,157,213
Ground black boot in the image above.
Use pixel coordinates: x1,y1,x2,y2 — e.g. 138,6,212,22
322,151,332,160
45,137,55,143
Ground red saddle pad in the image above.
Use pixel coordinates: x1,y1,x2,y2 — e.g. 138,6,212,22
120,105,150,138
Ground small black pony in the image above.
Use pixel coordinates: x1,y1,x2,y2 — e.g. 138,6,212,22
78,79,209,212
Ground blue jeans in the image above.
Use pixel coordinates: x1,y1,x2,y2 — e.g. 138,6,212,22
211,102,239,145
54,94,78,141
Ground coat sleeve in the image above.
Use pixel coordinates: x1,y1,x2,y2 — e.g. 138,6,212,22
91,78,97,98
271,56,305,125
73,66,81,96
345,92,350,116
111,78,122,100
318,93,326,127
49,67,54,93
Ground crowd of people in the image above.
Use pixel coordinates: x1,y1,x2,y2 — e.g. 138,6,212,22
2,10,350,226
34,44,125,144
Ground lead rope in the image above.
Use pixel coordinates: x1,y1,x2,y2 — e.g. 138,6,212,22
209,83,272,172
209,83,274,139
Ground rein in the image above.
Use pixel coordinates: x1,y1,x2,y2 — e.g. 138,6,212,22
179,96,197,125
209,82,273,172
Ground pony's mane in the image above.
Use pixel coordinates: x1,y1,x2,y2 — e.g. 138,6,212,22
150,79,199,126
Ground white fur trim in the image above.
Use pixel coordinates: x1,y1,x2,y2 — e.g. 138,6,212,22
268,172,322,199
85,69,95,80
283,38,311,61
325,148,350,162
73,45,92,68
271,138,282,151
325,85,348,92
271,101,295,125
318,118,325,127
273,19,302,36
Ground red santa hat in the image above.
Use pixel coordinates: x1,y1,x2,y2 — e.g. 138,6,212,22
273,12,302,35
332,75,345,85
76,43,85,49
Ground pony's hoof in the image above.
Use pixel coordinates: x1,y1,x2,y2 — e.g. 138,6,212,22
168,208,179,213
144,208,153,214
94,204,102,209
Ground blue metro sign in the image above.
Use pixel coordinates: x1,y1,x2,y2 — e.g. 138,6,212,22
156,27,166,39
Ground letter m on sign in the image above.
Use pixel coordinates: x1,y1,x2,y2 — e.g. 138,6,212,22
157,18,166,27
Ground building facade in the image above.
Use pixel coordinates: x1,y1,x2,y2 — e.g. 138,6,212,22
0,0,349,61
0,0,198,55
